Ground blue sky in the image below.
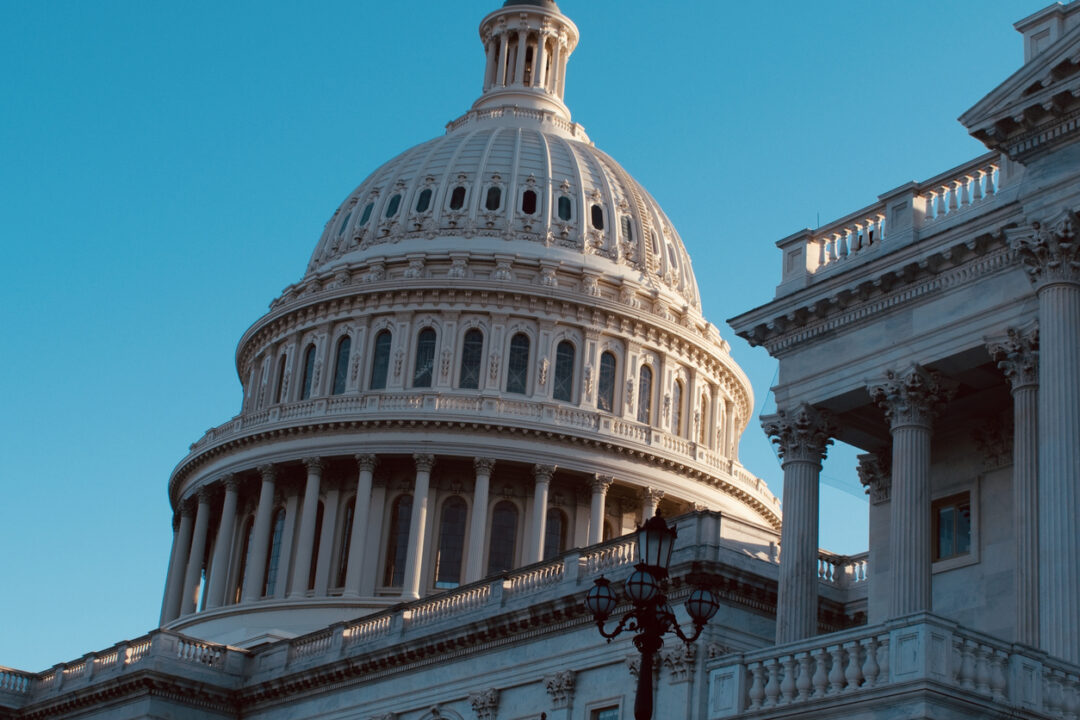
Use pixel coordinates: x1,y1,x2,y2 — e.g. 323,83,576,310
0,1,1045,671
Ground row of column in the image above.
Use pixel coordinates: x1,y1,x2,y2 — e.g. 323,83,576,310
161,456,661,623
483,27,567,98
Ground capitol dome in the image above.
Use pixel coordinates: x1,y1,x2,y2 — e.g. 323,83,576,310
158,0,777,647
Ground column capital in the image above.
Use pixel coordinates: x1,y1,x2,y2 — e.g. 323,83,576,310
590,474,614,495
868,364,956,430
640,487,665,503
474,457,496,475
302,456,325,473
761,403,833,466
196,486,214,504
857,451,891,505
987,325,1039,392
354,454,378,473
544,669,576,710
221,473,241,492
413,453,435,473
532,464,556,484
180,496,197,516
1008,209,1080,289
468,688,500,720
258,464,278,482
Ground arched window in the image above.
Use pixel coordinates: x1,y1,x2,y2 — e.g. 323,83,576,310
637,365,653,424
543,508,567,560
597,351,616,412
274,354,287,404
332,335,351,395
591,204,604,230
308,501,324,590
485,186,502,211
667,244,679,270
557,195,572,221
370,330,392,390
621,215,634,243
650,231,659,254
385,194,402,218
413,327,436,388
459,328,484,389
449,186,466,210
338,210,352,236
672,379,684,436
487,501,518,573
263,508,286,596
521,189,537,215
336,498,355,589
300,344,317,400
553,341,575,402
435,497,467,588
415,188,432,213
699,395,709,444
359,202,374,225
506,333,530,394
384,494,413,587
233,516,255,604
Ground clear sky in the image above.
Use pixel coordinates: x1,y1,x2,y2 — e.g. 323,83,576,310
0,0,1047,672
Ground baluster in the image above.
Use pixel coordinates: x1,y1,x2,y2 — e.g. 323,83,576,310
948,182,960,211
748,662,766,710
876,635,890,684
927,191,939,220
812,647,830,698
828,233,839,263
818,236,828,268
987,165,998,196
860,636,880,688
877,215,886,241
763,658,781,707
1064,673,1079,720
795,652,813,702
853,224,864,252
972,170,985,202
843,640,863,692
974,644,991,695
827,645,846,694
959,176,971,208
779,655,797,704
960,639,976,689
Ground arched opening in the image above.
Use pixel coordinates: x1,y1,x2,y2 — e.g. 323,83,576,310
435,497,467,589
385,194,402,218
233,516,255,604
553,341,575,402
487,501,519,574
672,379,684,436
413,327,436,388
300,344,317,400
597,351,616,412
263,508,286,596
637,365,653,424
370,330,392,390
332,335,351,395
359,202,374,225
307,501,324,591
485,186,502,212
521,189,537,215
415,188,432,213
557,195,572,221
543,507,567,560
274,354,287,404
591,204,604,230
459,328,484,389
506,333,530,394
449,186,466,210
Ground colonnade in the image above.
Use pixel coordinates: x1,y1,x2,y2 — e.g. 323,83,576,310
160,454,666,625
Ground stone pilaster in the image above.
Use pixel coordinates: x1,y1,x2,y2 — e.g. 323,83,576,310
402,454,434,600
243,464,277,602
530,464,555,563
206,474,240,609
762,403,832,643
344,455,377,597
468,687,499,720
869,364,955,618
466,458,495,583
290,457,324,598
588,474,614,545
857,451,891,505
545,670,575,718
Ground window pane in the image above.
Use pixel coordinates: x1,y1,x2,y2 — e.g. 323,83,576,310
937,506,955,559
415,188,432,213
592,708,620,720
384,495,413,587
338,210,352,236
274,355,287,404
598,352,616,412
637,365,652,424
957,502,972,555
385,194,401,217
308,501,324,590
459,329,484,389
506,333,530,394
332,336,351,395
557,195,572,221
521,190,537,215
591,204,604,230
487,501,518,573
450,186,466,210
486,186,501,211
263,509,286,596
436,497,467,588
553,341,575,402
359,202,373,225
413,328,436,388
301,344,317,400
543,508,565,560
370,331,392,390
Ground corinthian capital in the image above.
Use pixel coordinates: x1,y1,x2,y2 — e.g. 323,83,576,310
590,473,614,495
761,403,833,465
533,464,556,484
1009,209,1080,289
857,451,891,505
413,453,435,473
987,326,1039,391
868,364,956,430
474,457,496,475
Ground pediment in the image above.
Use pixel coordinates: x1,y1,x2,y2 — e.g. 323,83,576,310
960,22,1080,160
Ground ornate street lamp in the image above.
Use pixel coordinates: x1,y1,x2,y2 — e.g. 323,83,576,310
584,514,720,720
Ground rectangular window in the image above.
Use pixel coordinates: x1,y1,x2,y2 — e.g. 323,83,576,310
932,492,971,561
592,707,620,720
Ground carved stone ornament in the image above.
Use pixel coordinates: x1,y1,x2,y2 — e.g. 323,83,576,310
973,411,1013,471
447,256,468,278
641,487,665,504
540,266,558,287
533,464,556,483
583,363,594,399
590,474,614,495
761,403,833,466
491,260,514,282
544,669,575,710
625,378,635,411
413,454,435,473
857,451,891,505
1008,209,1080,289
868,364,956,430
404,257,425,279
987,325,1039,391
392,348,404,380
468,688,499,720
355,454,378,473
488,353,500,382
537,356,549,386
440,349,452,380
474,457,496,475
661,642,697,683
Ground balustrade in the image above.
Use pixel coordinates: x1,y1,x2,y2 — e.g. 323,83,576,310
921,160,998,223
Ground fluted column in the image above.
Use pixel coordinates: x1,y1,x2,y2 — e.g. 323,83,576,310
161,502,195,624
588,474,614,545
496,32,509,86
763,404,833,643
870,365,954,618
530,465,555,563
640,488,664,520
533,33,547,88
243,465,277,601
180,488,212,615
402,454,434,600
290,457,324,598
206,475,240,609
513,29,527,85
466,458,495,583
1012,213,1080,661
344,455,377,597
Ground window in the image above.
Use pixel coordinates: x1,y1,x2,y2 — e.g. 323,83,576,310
933,492,972,561
592,707,620,720
233,517,254,604
543,508,567,560
487,501,518,573
672,379,683,435
449,186,466,210
385,194,401,218
338,210,352,236
637,365,652,424
621,215,633,243
274,355,287,404
263,509,286,596
591,204,604,230
415,188,432,213
553,341,575,402
521,189,537,215
557,195,572,221
370,330,392,390
359,202,374,225
308,501,324,590
413,327,436,388
506,333,530,394
384,494,413,587
485,186,501,211
435,497,467,588
667,244,679,270
597,351,616,412
336,498,355,588
332,336,351,395
459,329,484,389
300,344,317,400
650,231,659,254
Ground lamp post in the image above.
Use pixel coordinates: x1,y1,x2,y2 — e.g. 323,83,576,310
584,514,720,720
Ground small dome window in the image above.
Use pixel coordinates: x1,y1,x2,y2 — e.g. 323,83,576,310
591,204,604,230
521,189,537,215
621,216,633,243
385,194,402,218
359,202,374,225
337,210,352,236
667,244,678,270
486,186,502,211
449,186,466,210
650,231,659,254
557,196,572,221
415,188,432,213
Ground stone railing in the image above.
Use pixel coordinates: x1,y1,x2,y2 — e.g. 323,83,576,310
707,612,1076,718
920,155,1000,225
404,583,492,629
0,667,33,695
817,551,868,587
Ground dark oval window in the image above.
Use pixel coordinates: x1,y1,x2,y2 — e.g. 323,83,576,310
557,196,572,221
486,186,501,211
591,204,604,230
621,216,633,243
359,202,374,225
338,210,352,235
521,190,537,215
415,188,432,213
667,244,678,270
449,186,466,210
385,194,401,218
